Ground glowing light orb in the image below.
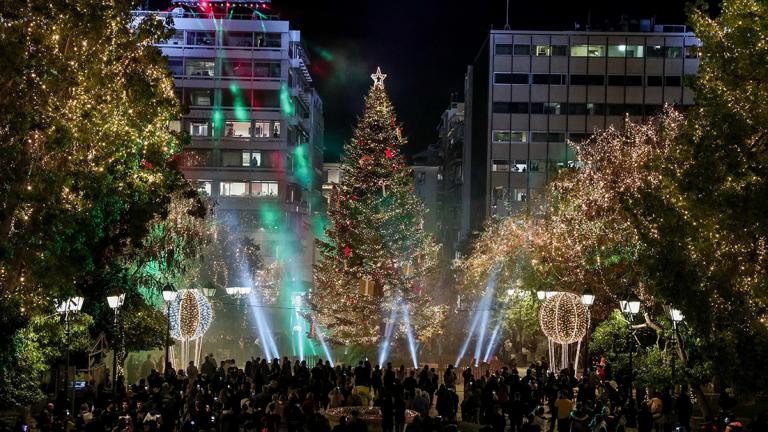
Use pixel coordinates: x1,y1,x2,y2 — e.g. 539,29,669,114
169,289,213,341
539,292,589,344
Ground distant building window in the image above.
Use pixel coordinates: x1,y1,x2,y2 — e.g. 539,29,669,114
532,74,567,85
186,59,215,77
534,45,551,56
491,160,510,172
253,63,281,78
531,132,565,142
492,102,529,114
511,188,528,202
647,75,663,86
492,131,527,143
567,103,604,115
665,76,682,86
646,45,664,57
187,89,213,106
552,45,568,56
242,150,262,167
570,74,605,86
187,31,215,46
513,44,531,55
494,73,529,84
223,32,253,47
684,45,700,58
568,133,592,143
607,45,645,58
570,45,605,57
607,75,643,86
251,181,279,197
531,102,563,115
255,33,281,48
495,44,514,55
167,57,183,76
196,180,212,196
190,121,208,137
224,121,251,138
220,182,249,197
666,46,683,58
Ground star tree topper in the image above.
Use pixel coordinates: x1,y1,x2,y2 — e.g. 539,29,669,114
371,66,387,89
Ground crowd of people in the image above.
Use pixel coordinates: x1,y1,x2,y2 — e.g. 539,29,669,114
18,354,761,432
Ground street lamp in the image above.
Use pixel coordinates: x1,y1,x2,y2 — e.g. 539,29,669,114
537,290,558,301
581,288,595,375
162,286,177,373
57,296,84,413
669,307,684,394
106,292,125,393
201,286,217,298
619,293,641,402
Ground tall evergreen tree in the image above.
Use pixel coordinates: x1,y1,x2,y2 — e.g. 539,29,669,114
310,69,445,345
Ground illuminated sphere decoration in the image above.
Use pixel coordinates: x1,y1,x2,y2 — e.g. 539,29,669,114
169,289,213,341
539,292,589,344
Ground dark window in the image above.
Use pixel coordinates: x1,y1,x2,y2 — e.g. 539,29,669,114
607,75,642,86
646,46,664,57
253,90,280,108
647,75,663,86
496,44,514,55
222,88,251,108
665,76,682,86
253,63,281,78
530,102,563,115
493,102,529,114
645,105,664,116
606,104,626,116
666,46,683,58
223,60,253,78
532,74,566,85
568,133,592,143
551,45,568,56
494,73,529,84
513,44,531,55
167,57,183,76
625,104,644,116
567,103,587,115
570,74,604,86
531,132,565,142
684,46,700,58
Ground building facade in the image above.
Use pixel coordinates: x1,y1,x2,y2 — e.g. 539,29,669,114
464,27,700,230
146,1,324,284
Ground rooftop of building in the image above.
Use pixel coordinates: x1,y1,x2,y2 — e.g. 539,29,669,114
134,0,279,21
492,20,693,36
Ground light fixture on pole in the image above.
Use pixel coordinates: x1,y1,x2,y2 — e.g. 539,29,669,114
200,286,217,298
57,296,84,414
669,306,684,393
162,286,177,373
580,287,595,376
106,292,125,393
619,293,642,401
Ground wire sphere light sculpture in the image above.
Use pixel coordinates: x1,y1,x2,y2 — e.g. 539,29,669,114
539,292,590,344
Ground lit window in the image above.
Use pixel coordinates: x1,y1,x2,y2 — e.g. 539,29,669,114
513,160,527,172
251,181,279,197
195,180,212,196
535,45,551,56
570,45,605,57
224,121,251,138
220,182,249,197
242,150,262,167
607,45,644,58
511,188,528,202
186,59,215,77
190,121,208,137
491,160,510,172
254,121,272,138
272,122,281,138
492,131,527,143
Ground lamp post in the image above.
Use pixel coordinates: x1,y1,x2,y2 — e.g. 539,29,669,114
581,288,595,376
669,307,684,394
619,294,641,401
106,293,125,393
57,296,84,414
162,286,177,373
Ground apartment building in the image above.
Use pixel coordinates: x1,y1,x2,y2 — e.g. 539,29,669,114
143,0,324,285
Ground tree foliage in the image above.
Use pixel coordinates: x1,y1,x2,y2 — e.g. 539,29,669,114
624,0,768,397
0,0,187,311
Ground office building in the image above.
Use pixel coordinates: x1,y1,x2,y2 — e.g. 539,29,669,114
464,26,700,232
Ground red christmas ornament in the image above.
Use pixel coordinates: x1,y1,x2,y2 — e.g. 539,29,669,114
343,245,351,257
390,116,395,126
384,148,393,159
351,195,358,201
140,159,153,169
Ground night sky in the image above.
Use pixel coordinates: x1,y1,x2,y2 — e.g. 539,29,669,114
155,0,698,160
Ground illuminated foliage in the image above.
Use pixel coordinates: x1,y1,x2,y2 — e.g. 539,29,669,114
625,0,768,397
0,0,188,312
310,74,445,345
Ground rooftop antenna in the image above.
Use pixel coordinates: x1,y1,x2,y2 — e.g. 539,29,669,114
504,0,511,30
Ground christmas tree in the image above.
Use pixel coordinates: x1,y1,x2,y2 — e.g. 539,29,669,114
309,68,446,345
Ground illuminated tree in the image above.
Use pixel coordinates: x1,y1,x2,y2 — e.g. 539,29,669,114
626,0,768,398
310,69,445,345
0,0,188,311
